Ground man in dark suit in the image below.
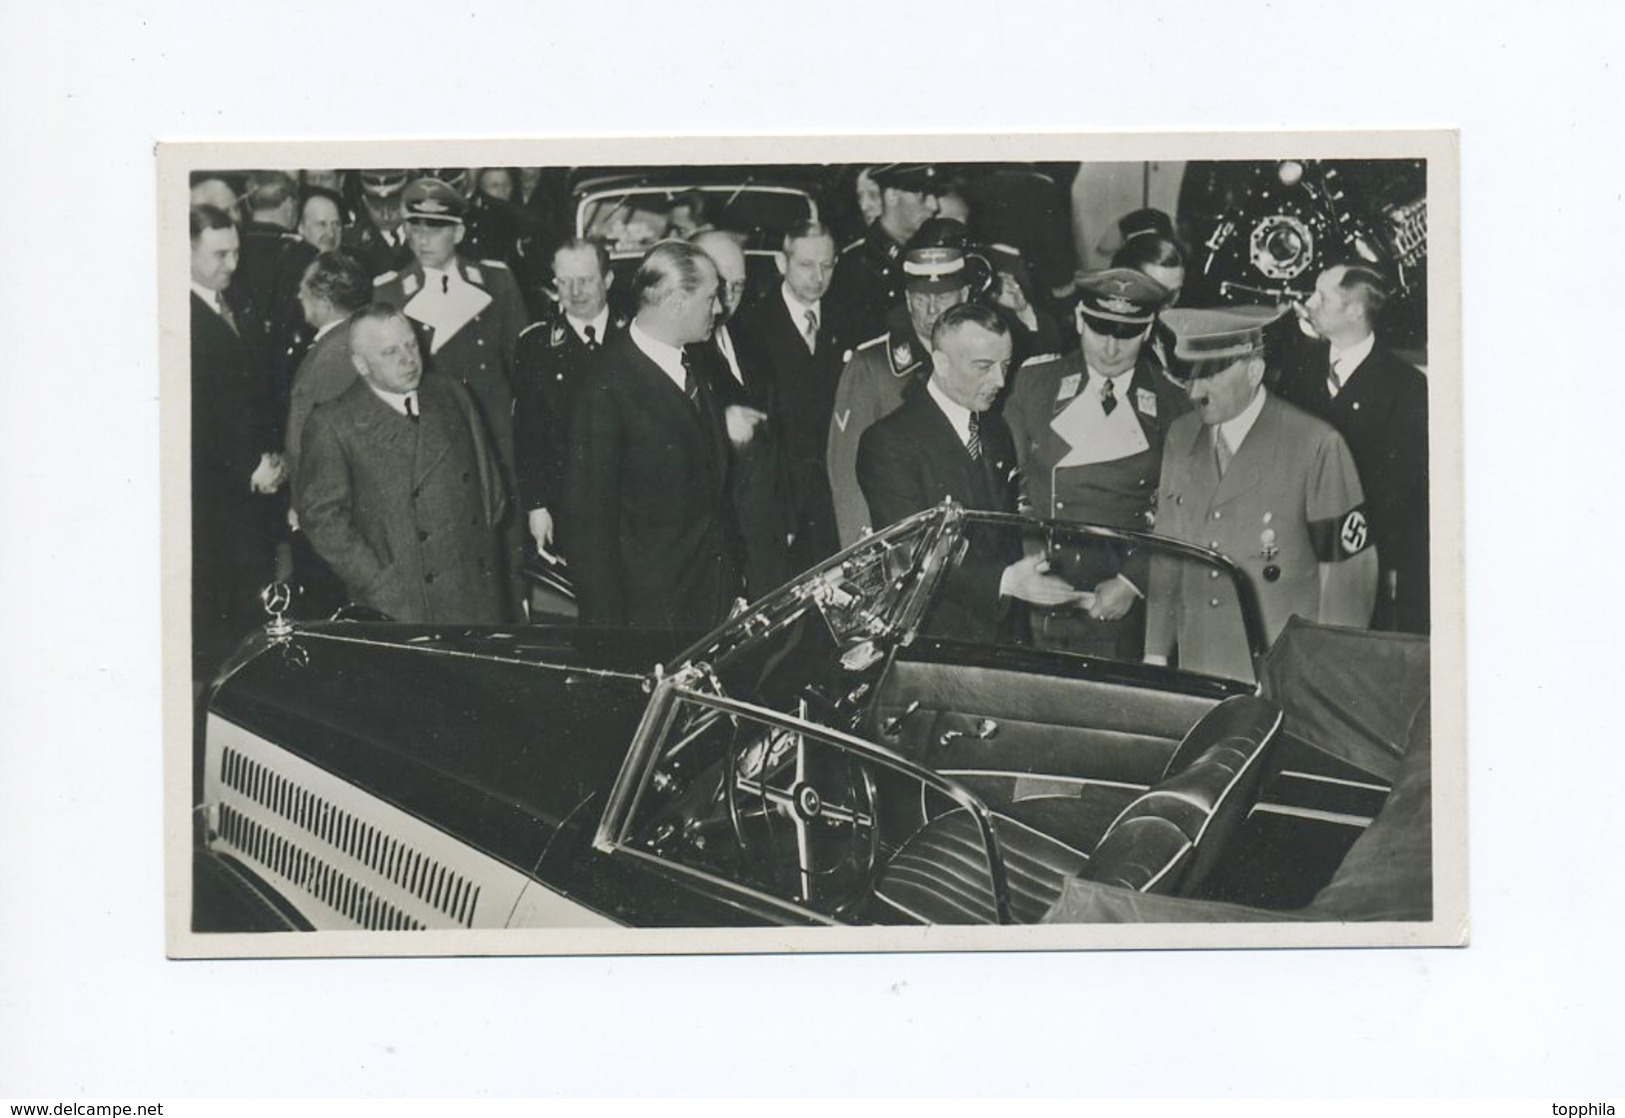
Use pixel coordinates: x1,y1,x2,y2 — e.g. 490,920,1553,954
513,237,629,560
189,204,285,682
690,230,787,600
563,241,743,632
857,303,1086,642
295,304,509,625
1277,262,1429,633
1004,268,1189,659
733,219,852,571
283,250,372,616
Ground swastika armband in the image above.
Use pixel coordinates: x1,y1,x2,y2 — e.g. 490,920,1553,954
1308,505,1372,561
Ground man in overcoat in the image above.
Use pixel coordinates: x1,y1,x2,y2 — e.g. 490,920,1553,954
296,304,508,625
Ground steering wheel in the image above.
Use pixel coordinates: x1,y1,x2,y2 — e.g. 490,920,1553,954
726,724,879,912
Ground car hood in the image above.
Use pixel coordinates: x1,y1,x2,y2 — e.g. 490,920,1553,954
208,621,660,874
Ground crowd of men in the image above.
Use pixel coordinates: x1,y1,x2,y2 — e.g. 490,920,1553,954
187,163,1429,687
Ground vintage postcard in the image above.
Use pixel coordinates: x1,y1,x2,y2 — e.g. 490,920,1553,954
161,131,1463,958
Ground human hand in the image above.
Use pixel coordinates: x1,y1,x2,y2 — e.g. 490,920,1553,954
528,507,563,564
999,554,1093,609
1089,575,1139,621
724,405,768,448
251,452,286,494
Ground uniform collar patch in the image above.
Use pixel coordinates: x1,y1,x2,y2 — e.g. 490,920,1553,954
402,272,420,297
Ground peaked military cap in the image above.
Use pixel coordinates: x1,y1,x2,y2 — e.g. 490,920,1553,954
1118,207,1176,243
870,163,943,194
358,169,409,197
1161,305,1286,364
1075,267,1170,326
401,177,467,224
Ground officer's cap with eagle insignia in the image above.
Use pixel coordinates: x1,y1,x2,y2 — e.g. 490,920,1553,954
902,218,985,294
1075,267,1169,330
1161,305,1287,368
401,177,467,224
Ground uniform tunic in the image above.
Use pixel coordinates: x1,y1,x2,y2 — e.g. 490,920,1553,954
1004,350,1190,657
826,221,906,346
825,312,932,548
1146,392,1369,681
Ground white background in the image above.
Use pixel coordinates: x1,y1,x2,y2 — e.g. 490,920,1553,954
3,0,1622,1098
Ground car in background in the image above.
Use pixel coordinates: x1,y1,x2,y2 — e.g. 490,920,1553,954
570,166,826,306
191,504,1432,933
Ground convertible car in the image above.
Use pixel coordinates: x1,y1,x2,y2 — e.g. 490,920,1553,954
191,505,1433,933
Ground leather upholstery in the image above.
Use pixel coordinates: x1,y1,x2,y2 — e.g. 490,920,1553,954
1085,695,1282,894
870,694,1283,922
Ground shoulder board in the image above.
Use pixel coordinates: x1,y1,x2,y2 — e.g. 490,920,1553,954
373,270,398,287
479,258,509,270
279,231,303,243
840,237,864,256
1022,352,1063,366
855,333,888,351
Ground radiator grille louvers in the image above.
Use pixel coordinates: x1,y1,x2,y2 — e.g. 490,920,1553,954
220,745,481,928
216,803,424,931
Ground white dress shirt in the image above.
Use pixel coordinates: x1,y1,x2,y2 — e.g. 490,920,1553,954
366,382,420,418
780,283,821,342
566,307,610,346
629,320,689,393
1327,331,1375,395
1216,384,1269,456
926,377,975,447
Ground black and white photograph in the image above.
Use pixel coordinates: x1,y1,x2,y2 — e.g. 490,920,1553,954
163,134,1463,955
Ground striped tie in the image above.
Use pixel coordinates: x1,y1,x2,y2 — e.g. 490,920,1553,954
966,411,982,461
1214,427,1232,476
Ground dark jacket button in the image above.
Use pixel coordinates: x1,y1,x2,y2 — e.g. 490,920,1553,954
424,573,435,584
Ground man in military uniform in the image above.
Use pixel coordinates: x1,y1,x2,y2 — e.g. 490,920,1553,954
234,171,319,403
826,226,974,548
373,177,529,486
1005,268,1188,660
342,169,414,279
1146,306,1377,681
374,177,531,606
1278,263,1429,634
513,237,629,559
826,163,943,344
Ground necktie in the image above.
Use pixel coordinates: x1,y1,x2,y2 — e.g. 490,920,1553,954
804,309,818,354
215,294,238,336
1101,375,1118,416
583,324,598,350
1214,427,1232,477
405,393,419,423
441,274,450,295
680,352,701,411
1327,353,1344,397
966,411,982,461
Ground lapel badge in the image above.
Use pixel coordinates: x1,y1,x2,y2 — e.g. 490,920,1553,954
402,273,420,297
550,323,567,347
1058,372,1082,401
1135,387,1157,418
1260,526,1279,561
